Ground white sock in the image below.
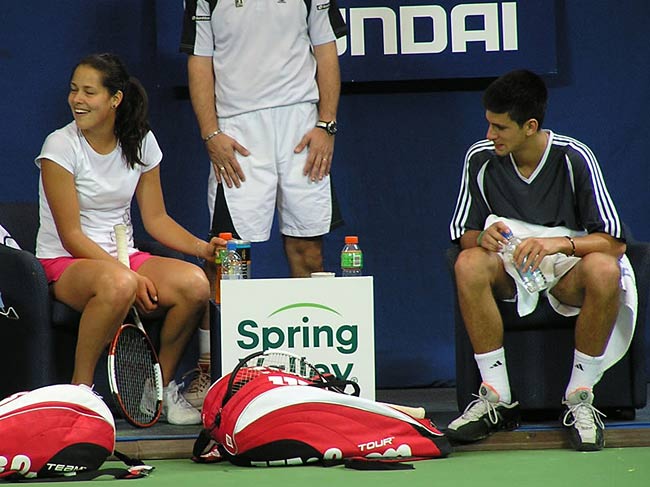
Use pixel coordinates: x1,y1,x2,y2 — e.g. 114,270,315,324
565,349,604,398
198,328,211,356
475,347,511,404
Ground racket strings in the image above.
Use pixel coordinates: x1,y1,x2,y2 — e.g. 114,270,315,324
247,352,318,379
114,329,161,425
227,352,323,401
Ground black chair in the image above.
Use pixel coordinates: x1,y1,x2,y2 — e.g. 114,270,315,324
0,202,187,399
447,227,650,420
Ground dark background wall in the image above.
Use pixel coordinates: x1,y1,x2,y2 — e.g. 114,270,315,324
1,1,648,388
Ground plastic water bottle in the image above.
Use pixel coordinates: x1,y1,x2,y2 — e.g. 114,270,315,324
232,239,252,279
214,232,233,303
500,230,548,293
341,235,363,277
221,241,244,280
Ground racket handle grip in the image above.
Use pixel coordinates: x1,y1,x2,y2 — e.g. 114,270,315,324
114,223,130,268
380,402,426,419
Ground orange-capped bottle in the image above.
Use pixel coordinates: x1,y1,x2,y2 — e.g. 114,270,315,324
215,232,233,303
341,235,363,277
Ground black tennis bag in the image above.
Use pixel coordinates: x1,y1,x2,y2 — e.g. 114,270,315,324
0,384,151,482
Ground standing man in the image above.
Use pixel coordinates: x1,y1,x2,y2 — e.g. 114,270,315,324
179,0,347,408
447,70,637,451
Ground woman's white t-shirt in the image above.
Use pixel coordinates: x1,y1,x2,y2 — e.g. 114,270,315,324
34,121,162,259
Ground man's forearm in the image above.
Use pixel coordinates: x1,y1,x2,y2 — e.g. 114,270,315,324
313,42,340,121
188,55,219,138
571,232,626,259
460,230,482,250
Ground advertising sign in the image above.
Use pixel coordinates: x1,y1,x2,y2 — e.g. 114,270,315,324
220,277,376,399
336,0,557,81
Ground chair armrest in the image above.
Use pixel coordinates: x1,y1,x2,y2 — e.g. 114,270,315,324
0,245,51,320
135,240,186,261
0,245,54,391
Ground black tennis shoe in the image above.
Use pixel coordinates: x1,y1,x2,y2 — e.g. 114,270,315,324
445,383,520,443
562,388,605,451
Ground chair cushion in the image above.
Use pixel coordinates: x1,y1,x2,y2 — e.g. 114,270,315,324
51,300,82,329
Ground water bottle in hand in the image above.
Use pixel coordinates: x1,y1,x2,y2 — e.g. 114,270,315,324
500,230,548,293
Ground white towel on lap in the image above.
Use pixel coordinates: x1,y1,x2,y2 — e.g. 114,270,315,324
484,214,638,372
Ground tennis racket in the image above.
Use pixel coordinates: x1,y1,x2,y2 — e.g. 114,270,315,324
223,349,426,418
107,223,163,428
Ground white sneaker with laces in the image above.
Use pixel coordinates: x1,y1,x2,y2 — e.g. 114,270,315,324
182,366,211,411
562,388,606,451
162,380,202,425
446,382,520,443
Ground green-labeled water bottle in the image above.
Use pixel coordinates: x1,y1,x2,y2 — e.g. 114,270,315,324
341,235,363,277
214,232,232,303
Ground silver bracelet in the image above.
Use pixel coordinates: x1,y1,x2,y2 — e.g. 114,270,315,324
203,129,222,142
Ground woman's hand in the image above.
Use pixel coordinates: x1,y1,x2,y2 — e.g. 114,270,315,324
134,273,158,314
196,237,228,262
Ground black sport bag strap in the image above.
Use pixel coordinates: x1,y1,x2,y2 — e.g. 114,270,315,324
1,468,150,483
0,451,153,483
308,374,361,396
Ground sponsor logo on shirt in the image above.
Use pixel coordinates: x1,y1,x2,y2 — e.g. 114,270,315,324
316,2,330,10
192,15,211,21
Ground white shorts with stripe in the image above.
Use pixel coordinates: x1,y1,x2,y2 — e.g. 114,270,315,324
207,103,333,242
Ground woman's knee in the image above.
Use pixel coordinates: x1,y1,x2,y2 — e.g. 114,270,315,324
95,268,138,308
172,265,211,305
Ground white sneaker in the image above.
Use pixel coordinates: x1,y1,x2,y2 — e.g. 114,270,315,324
161,380,202,425
182,366,212,411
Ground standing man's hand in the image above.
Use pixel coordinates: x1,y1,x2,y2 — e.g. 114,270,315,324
187,54,250,188
205,132,249,188
299,40,340,183
294,127,334,181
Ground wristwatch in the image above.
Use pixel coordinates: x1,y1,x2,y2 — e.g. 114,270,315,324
315,120,338,136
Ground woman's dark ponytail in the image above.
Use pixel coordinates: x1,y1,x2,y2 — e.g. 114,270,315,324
114,76,150,168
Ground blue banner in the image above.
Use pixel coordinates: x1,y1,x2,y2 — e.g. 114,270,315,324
336,0,557,82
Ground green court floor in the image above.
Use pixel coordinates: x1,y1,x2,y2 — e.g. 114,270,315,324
75,447,650,486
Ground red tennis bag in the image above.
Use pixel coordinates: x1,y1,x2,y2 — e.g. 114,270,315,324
193,367,451,468
0,384,147,481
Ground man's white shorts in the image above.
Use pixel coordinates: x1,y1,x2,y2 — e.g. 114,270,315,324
207,103,333,242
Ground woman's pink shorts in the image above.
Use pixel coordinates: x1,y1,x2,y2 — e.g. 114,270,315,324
39,251,154,283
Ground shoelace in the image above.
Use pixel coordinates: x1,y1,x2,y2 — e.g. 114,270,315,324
562,401,606,430
182,368,211,394
167,384,197,410
462,393,501,425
